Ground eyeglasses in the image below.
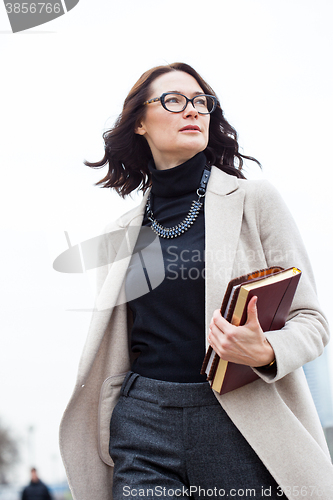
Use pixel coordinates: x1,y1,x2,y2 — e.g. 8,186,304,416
143,92,217,114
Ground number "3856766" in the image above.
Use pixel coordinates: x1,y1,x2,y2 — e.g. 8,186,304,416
5,3,61,14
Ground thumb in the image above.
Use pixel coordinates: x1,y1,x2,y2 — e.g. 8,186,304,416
246,296,259,326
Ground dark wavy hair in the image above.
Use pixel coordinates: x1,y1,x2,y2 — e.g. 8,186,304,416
85,62,260,196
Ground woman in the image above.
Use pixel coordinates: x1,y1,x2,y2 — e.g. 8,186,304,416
59,63,333,499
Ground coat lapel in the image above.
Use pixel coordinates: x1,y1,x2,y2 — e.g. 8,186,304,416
96,192,149,312
76,193,149,385
205,167,245,347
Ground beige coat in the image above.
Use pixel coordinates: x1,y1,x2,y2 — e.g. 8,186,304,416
59,167,333,500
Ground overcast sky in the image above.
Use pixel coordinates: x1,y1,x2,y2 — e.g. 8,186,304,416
1,0,332,486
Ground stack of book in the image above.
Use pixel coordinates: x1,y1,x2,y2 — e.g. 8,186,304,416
201,266,302,394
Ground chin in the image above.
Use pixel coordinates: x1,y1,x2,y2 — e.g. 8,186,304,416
180,137,206,149
181,144,207,157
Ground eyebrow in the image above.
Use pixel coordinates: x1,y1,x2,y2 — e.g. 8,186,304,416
166,90,205,95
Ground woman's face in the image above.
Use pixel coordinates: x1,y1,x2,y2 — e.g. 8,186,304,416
135,71,210,170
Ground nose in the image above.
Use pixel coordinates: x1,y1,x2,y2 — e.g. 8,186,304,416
183,100,198,118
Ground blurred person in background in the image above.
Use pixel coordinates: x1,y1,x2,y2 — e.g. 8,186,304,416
21,468,53,500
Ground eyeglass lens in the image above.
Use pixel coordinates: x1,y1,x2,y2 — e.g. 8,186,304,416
163,94,215,114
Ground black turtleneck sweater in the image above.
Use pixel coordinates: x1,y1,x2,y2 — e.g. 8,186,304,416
125,152,208,383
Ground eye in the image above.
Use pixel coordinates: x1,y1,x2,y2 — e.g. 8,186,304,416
194,96,207,106
164,95,182,104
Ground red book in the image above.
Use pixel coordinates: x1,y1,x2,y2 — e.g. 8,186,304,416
201,267,302,394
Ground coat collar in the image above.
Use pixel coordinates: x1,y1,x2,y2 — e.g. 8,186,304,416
207,165,240,196
117,190,149,228
117,166,241,227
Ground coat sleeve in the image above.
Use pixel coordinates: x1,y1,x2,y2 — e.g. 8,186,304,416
251,180,330,382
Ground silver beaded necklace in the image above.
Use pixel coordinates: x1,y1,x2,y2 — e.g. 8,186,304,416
145,165,211,239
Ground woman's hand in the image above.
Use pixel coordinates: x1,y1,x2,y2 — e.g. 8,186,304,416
208,296,275,367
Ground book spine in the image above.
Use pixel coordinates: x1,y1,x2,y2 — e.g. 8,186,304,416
200,345,213,375
225,287,241,322
208,353,220,381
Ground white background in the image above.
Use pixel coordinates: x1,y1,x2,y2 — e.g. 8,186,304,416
0,0,332,486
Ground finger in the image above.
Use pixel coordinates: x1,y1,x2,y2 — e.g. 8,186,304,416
245,296,259,326
210,312,223,332
211,310,232,332
209,324,222,342
208,328,217,350
208,330,224,357
211,309,223,325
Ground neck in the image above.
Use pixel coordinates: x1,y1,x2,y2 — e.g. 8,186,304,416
153,151,204,171
148,151,207,198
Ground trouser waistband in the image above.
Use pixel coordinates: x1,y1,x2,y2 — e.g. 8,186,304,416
120,371,219,407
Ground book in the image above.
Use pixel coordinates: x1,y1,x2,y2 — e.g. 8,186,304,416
201,266,284,382
201,266,302,394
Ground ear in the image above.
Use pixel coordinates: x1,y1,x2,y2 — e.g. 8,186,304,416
135,120,146,136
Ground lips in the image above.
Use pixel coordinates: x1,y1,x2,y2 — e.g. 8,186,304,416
179,125,201,132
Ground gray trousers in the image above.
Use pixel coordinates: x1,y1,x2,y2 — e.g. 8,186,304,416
109,372,286,499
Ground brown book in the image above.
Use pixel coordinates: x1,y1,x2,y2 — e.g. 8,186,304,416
201,267,302,394
201,267,283,381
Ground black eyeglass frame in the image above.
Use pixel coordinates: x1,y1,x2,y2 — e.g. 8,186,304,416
143,92,218,115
